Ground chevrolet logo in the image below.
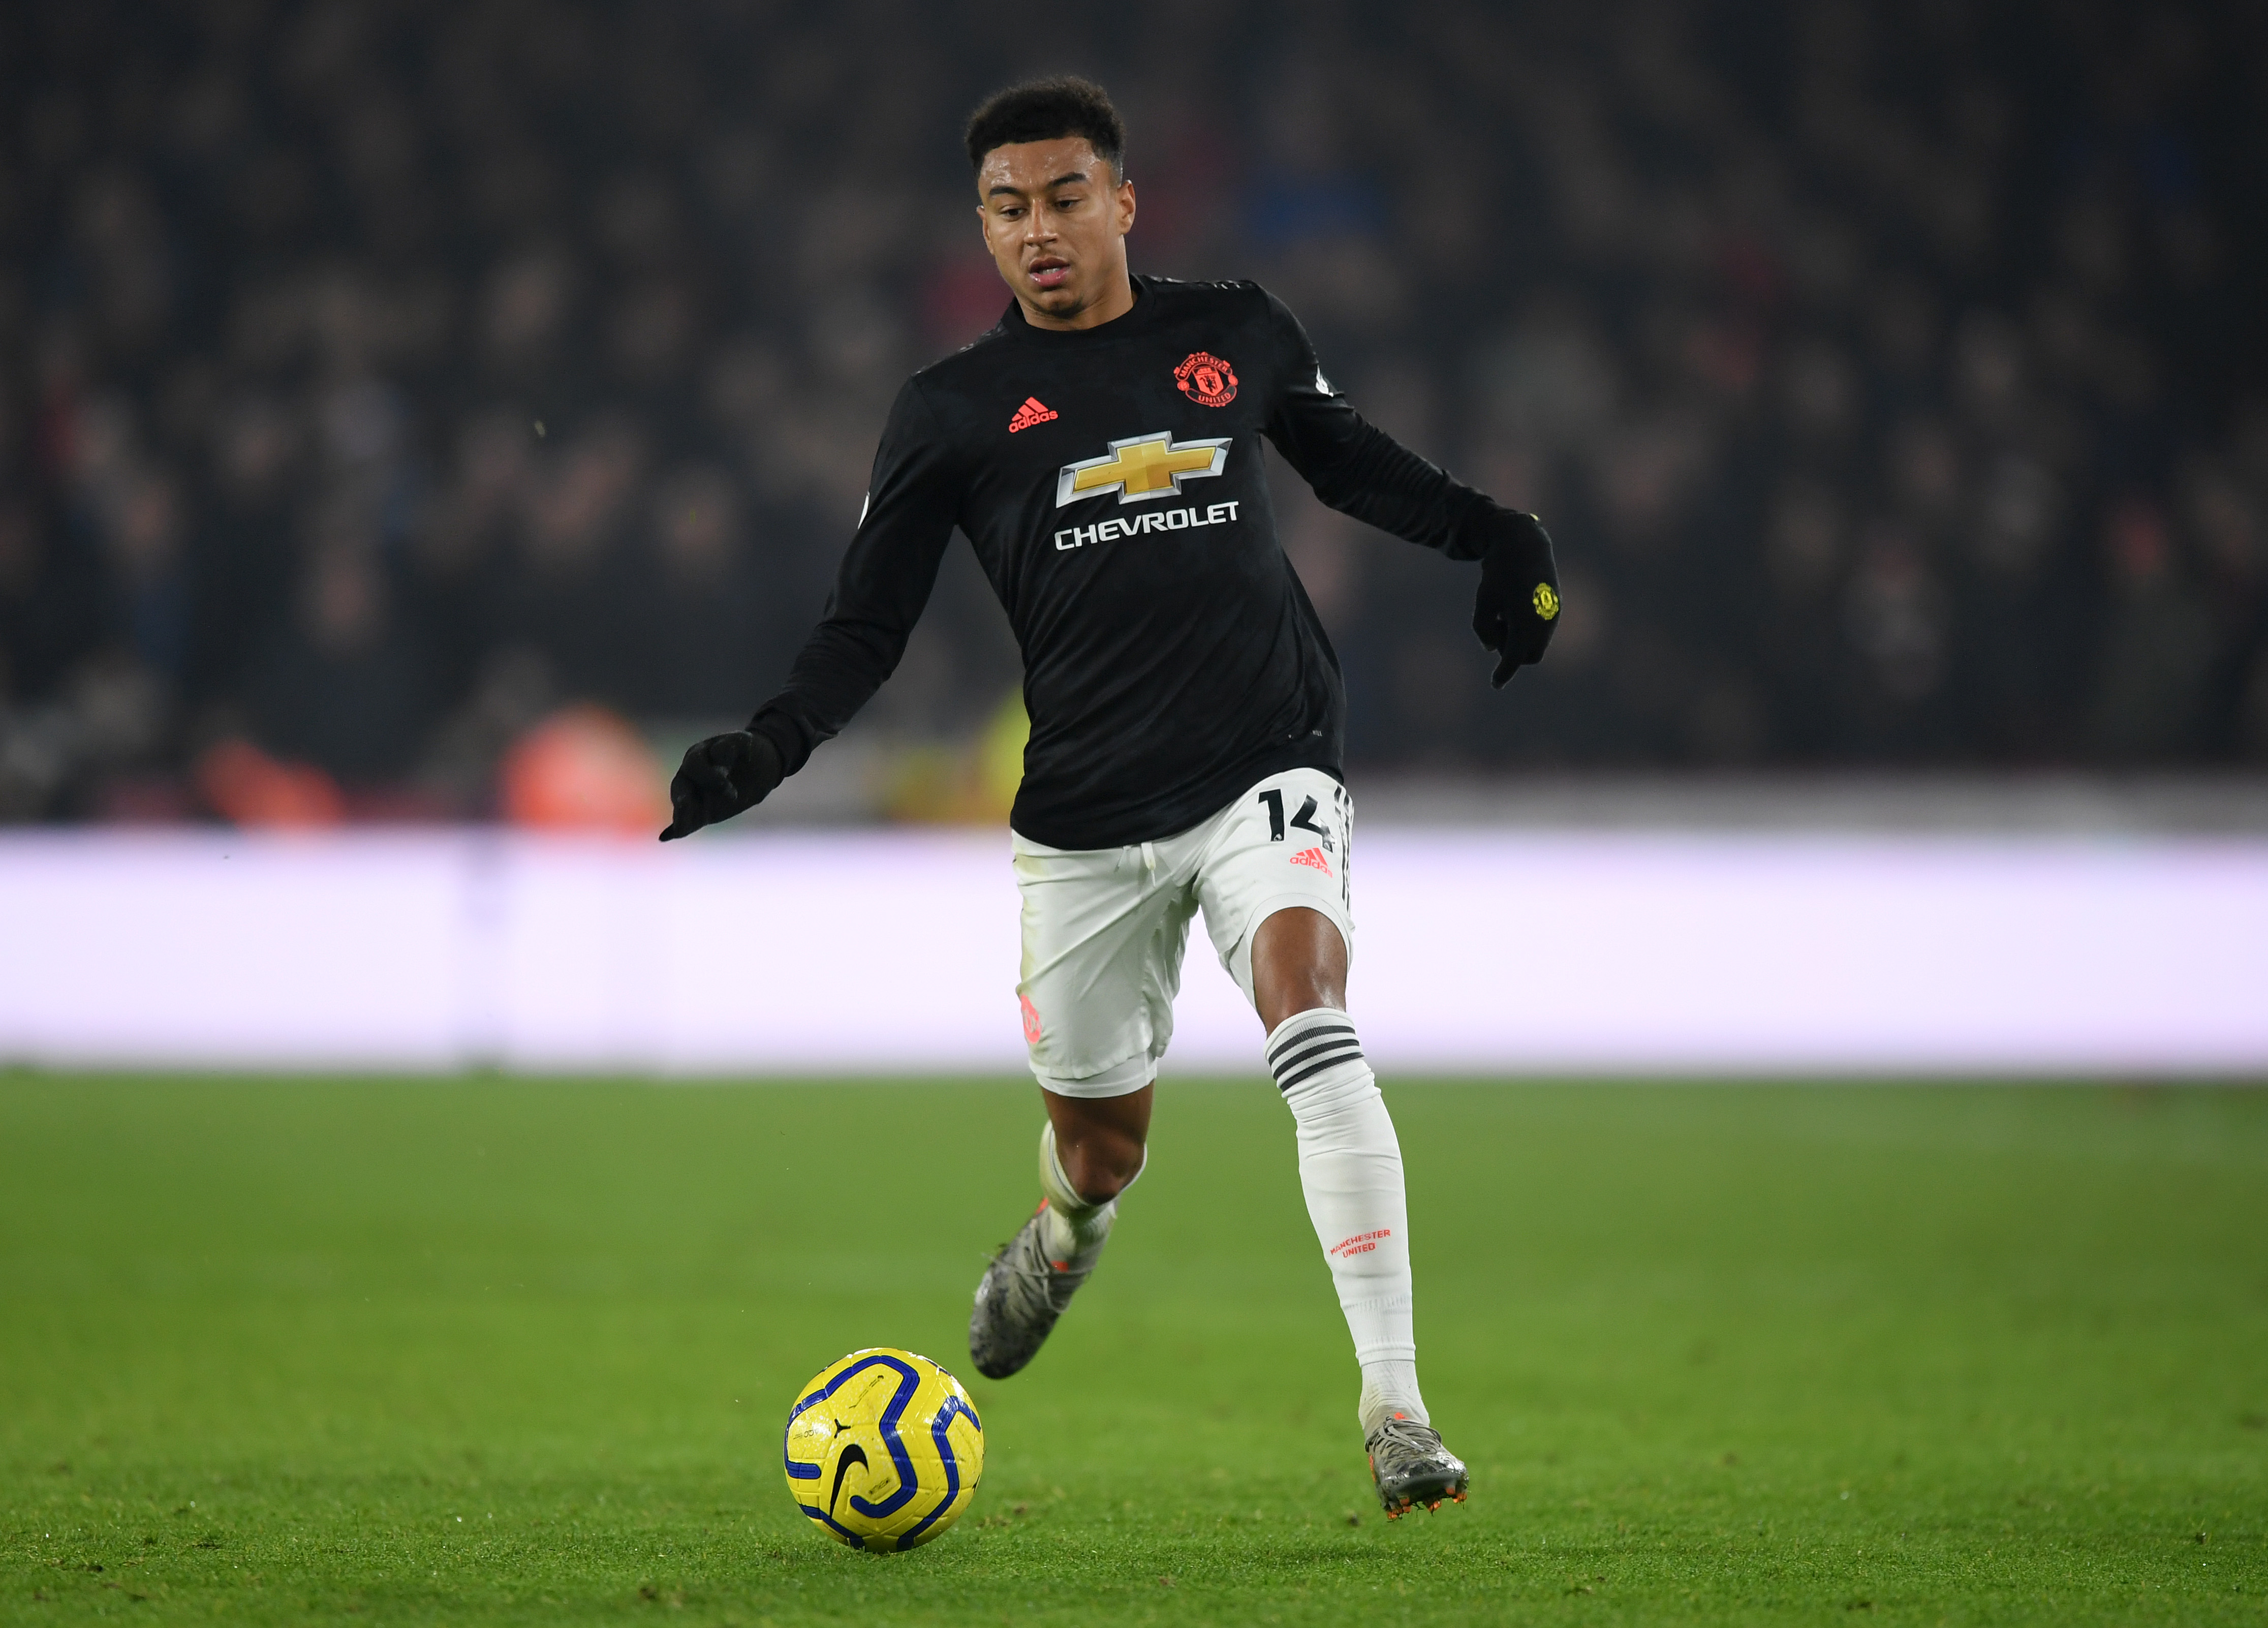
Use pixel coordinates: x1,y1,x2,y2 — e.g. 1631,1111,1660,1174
1056,431,1231,507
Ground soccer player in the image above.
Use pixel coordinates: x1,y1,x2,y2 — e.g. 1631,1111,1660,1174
661,77,1558,1517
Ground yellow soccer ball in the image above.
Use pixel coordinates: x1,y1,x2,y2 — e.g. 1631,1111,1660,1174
782,1348,984,1552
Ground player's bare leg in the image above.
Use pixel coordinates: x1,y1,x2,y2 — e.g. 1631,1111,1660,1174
969,1086,1149,1380
1042,1084,1151,1203
1252,907,1468,1517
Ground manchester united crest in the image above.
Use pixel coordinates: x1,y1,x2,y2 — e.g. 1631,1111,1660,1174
1174,351,1238,407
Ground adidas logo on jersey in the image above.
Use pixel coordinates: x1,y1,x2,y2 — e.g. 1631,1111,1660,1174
1008,396,1058,433
1290,846,1332,877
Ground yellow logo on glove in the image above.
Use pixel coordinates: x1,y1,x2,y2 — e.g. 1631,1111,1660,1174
1532,582,1560,621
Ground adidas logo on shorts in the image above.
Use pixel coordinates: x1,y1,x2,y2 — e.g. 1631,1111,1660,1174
1290,846,1332,877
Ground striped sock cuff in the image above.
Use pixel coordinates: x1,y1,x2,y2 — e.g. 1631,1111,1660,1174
1265,1008,1366,1094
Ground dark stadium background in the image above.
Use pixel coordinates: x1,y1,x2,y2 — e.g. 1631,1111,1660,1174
3,0,2265,826
5,14,2266,1619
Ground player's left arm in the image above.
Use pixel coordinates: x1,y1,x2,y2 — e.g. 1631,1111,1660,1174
1257,292,1558,688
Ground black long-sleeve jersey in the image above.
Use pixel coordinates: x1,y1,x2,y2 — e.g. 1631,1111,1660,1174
748,275,1514,850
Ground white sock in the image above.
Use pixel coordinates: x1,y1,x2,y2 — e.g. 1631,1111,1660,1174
1266,1007,1430,1438
1035,1122,1136,1267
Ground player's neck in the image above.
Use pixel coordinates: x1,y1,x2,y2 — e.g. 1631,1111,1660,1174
1016,265,1137,333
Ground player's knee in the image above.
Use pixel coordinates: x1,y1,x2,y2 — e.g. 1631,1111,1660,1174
1252,908,1348,1032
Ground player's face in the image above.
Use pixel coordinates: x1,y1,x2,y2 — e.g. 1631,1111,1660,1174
976,138,1136,329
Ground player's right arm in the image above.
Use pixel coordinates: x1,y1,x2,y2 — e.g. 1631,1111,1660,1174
661,378,962,841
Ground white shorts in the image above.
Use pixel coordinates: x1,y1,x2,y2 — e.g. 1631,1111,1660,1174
1013,767,1355,1097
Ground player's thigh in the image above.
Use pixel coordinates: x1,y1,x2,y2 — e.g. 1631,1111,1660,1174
1193,767,1355,1010
1014,836,1197,1093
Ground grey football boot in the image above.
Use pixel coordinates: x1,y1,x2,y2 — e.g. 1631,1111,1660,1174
1367,1418,1470,1517
972,1125,1132,1380
968,1203,1096,1379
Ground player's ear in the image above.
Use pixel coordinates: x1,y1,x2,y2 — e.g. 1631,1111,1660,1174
1115,177,1136,236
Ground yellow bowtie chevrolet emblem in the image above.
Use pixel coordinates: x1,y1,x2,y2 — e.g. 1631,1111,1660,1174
1057,431,1232,507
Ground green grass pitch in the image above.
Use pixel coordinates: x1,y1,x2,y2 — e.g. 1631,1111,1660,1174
2,1075,2263,1624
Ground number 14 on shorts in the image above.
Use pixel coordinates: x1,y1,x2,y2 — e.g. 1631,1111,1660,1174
1256,787,1335,852
1257,780,1351,907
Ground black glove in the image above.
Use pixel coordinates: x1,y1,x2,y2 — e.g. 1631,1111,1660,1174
659,730,784,841
1471,510,1561,688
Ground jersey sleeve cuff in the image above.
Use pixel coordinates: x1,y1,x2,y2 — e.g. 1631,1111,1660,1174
743,711,809,780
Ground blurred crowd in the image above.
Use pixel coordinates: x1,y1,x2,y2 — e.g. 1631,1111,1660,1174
2,0,2263,824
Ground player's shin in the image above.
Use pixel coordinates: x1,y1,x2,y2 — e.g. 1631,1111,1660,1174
1036,1121,1136,1268
1265,1007,1429,1438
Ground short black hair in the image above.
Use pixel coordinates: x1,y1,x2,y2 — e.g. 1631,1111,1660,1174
965,76,1126,179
